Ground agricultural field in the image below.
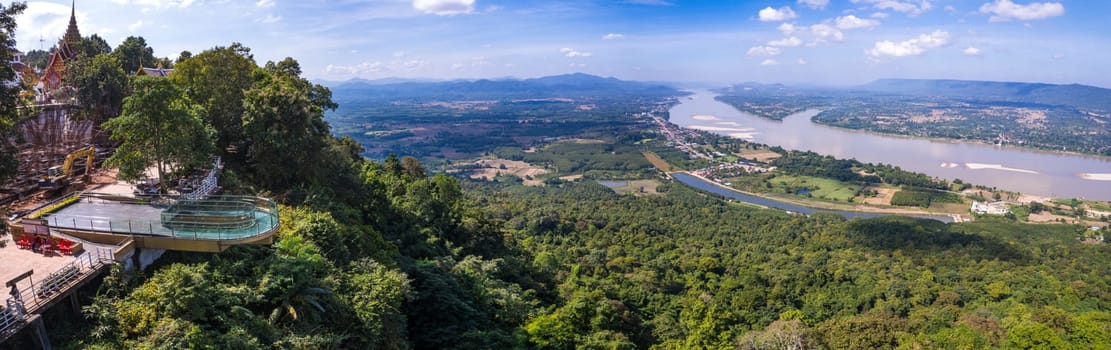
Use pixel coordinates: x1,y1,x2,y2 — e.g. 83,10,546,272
767,175,862,202
467,158,549,186
600,179,663,196
641,151,673,172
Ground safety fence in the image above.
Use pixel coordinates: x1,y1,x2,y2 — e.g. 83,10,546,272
0,248,115,341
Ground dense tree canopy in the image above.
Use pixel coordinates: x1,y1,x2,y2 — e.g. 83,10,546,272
241,58,337,191
0,2,26,184
170,43,257,154
111,36,156,73
74,34,112,60
102,76,213,190
65,53,127,122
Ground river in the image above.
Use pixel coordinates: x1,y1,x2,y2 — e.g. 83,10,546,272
671,173,954,222
668,90,1111,200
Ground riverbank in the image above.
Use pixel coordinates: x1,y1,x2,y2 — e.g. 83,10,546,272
673,171,957,222
807,118,1111,163
668,90,1111,200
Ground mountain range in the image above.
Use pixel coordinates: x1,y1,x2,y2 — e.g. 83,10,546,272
857,79,1111,112
327,73,678,102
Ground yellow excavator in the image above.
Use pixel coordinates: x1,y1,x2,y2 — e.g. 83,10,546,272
39,145,96,192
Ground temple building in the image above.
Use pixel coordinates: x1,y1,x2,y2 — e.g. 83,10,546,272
136,66,174,77
39,1,82,96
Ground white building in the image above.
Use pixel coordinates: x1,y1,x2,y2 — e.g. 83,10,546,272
971,201,1010,215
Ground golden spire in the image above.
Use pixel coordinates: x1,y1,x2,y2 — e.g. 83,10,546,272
57,0,81,60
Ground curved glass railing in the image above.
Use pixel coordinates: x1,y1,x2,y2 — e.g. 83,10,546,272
41,193,279,241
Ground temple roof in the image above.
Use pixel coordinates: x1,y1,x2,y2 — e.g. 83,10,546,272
137,67,174,77
58,1,81,60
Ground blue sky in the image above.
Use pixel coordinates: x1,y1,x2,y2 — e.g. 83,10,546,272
14,0,1109,87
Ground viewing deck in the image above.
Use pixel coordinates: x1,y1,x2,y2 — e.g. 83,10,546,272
16,193,280,252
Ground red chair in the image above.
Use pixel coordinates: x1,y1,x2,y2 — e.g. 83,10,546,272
16,237,32,249
57,239,73,255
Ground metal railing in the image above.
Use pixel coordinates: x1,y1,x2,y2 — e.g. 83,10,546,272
43,193,279,241
0,300,25,340
0,248,115,339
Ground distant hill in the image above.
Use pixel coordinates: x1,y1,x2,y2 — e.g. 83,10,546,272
858,79,1111,112
328,73,679,102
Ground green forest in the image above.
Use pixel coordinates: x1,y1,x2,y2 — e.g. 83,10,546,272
42,160,1111,349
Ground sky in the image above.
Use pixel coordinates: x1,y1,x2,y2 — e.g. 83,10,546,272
12,0,1110,87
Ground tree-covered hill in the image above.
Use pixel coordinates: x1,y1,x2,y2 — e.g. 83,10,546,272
53,157,1111,349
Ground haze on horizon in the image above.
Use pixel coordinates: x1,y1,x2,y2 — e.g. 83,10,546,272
14,0,1109,88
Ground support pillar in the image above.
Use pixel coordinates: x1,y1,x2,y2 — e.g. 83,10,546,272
29,314,51,350
130,247,141,271
68,291,80,315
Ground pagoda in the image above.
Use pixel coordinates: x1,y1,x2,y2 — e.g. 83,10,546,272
40,1,82,95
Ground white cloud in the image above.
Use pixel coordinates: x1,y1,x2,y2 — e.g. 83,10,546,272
110,0,196,8
808,23,844,44
767,36,802,47
963,47,981,56
761,59,779,66
851,0,932,16
870,12,889,18
17,2,83,45
797,58,807,65
979,0,1064,22
413,0,475,16
867,30,950,58
326,60,430,75
759,6,797,22
747,45,781,57
569,63,587,68
777,23,797,35
797,0,829,10
944,5,956,12
835,15,880,29
258,14,281,24
469,56,490,67
560,47,593,57
327,61,383,75
393,51,407,57
1052,53,1065,59
602,33,624,40
256,0,275,8
128,20,144,31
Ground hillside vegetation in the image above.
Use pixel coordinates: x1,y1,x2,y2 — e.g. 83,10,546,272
42,71,1110,349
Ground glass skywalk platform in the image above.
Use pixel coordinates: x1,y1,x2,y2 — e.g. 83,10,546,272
42,193,279,241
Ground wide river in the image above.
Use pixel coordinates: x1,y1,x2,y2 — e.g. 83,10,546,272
668,90,1111,200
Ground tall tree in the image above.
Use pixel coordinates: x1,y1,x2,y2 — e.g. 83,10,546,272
21,49,49,71
170,43,257,155
175,50,192,64
0,2,27,183
102,76,213,192
66,53,127,122
111,36,155,73
241,57,336,190
75,34,111,59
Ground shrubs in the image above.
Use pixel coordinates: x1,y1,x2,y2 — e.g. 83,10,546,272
27,194,81,219
891,190,933,207
891,189,962,208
